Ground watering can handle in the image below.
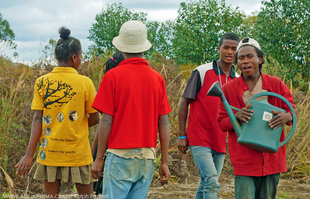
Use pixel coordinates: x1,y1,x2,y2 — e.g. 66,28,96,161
251,92,297,148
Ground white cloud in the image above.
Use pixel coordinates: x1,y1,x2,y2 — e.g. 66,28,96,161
1,0,262,62
15,40,45,61
226,0,262,15
136,8,178,22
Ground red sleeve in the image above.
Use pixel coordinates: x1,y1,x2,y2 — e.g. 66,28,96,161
92,74,115,115
159,78,171,115
217,85,235,132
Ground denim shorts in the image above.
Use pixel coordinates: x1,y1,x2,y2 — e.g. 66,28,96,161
102,152,155,199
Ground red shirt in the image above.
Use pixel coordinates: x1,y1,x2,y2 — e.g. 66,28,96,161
92,58,171,148
183,61,238,153
218,73,295,176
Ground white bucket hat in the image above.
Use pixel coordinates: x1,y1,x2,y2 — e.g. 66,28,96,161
112,20,152,53
237,37,261,52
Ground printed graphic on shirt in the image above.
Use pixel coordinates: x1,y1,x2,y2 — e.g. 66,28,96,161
43,127,52,136
69,111,78,121
40,150,46,160
36,77,77,109
57,112,64,122
42,138,48,148
42,115,52,125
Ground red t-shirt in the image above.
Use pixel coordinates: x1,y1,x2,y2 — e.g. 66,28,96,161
92,57,171,148
218,73,295,176
183,61,238,153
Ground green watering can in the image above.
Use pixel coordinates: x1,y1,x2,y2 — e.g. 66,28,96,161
208,81,297,153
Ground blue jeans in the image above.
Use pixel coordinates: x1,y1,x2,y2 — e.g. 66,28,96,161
235,174,280,199
102,152,155,199
189,146,225,199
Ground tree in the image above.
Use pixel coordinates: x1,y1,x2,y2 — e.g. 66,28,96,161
253,0,310,84
88,3,147,55
0,13,16,52
88,3,174,59
146,20,174,58
172,0,244,65
238,15,258,39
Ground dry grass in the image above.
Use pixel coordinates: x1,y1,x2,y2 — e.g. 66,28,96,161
285,91,310,180
0,54,309,196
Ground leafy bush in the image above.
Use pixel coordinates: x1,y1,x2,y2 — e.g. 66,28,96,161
253,0,310,85
172,0,245,65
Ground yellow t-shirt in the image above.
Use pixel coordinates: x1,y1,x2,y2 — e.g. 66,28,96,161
31,67,97,167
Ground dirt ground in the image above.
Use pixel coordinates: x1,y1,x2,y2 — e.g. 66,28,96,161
2,151,309,198
148,177,310,199
146,151,310,199
2,174,309,198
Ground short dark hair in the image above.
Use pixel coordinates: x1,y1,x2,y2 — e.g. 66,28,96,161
255,46,265,70
104,51,124,74
219,32,240,46
55,27,81,63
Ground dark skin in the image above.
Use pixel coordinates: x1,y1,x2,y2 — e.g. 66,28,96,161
236,46,292,128
90,112,112,180
178,39,238,154
91,51,171,185
15,110,43,176
177,97,190,154
15,51,99,199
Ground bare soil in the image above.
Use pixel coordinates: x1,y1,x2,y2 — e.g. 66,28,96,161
148,152,310,199
2,172,309,198
2,152,309,198
148,177,310,199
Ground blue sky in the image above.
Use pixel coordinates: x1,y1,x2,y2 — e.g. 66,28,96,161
0,0,263,64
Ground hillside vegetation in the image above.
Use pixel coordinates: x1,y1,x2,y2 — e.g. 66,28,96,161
0,54,309,196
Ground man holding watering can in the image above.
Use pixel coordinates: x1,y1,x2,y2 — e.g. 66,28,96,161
178,32,240,198
217,38,296,199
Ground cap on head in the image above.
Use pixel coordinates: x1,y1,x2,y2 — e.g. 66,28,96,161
112,20,152,53
236,38,261,52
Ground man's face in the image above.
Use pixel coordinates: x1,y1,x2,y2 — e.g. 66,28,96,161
218,39,239,64
237,45,262,77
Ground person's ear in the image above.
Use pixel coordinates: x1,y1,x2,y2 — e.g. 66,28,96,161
259,57,263,64
71,53,77,63
218,45,221,52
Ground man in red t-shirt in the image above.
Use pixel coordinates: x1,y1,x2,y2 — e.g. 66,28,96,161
91,20,171,199
178,32,240,198
218,38,295,198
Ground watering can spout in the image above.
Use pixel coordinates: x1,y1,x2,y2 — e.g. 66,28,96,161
207,81,242,137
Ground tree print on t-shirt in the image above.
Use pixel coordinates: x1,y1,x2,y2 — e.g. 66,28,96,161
36,77,77,109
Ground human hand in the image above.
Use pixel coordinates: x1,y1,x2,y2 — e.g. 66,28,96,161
269,111,292,130
15,155,33,176
235,103,253,124
159,163,170,185
91,158,104,179
177,138,188,154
